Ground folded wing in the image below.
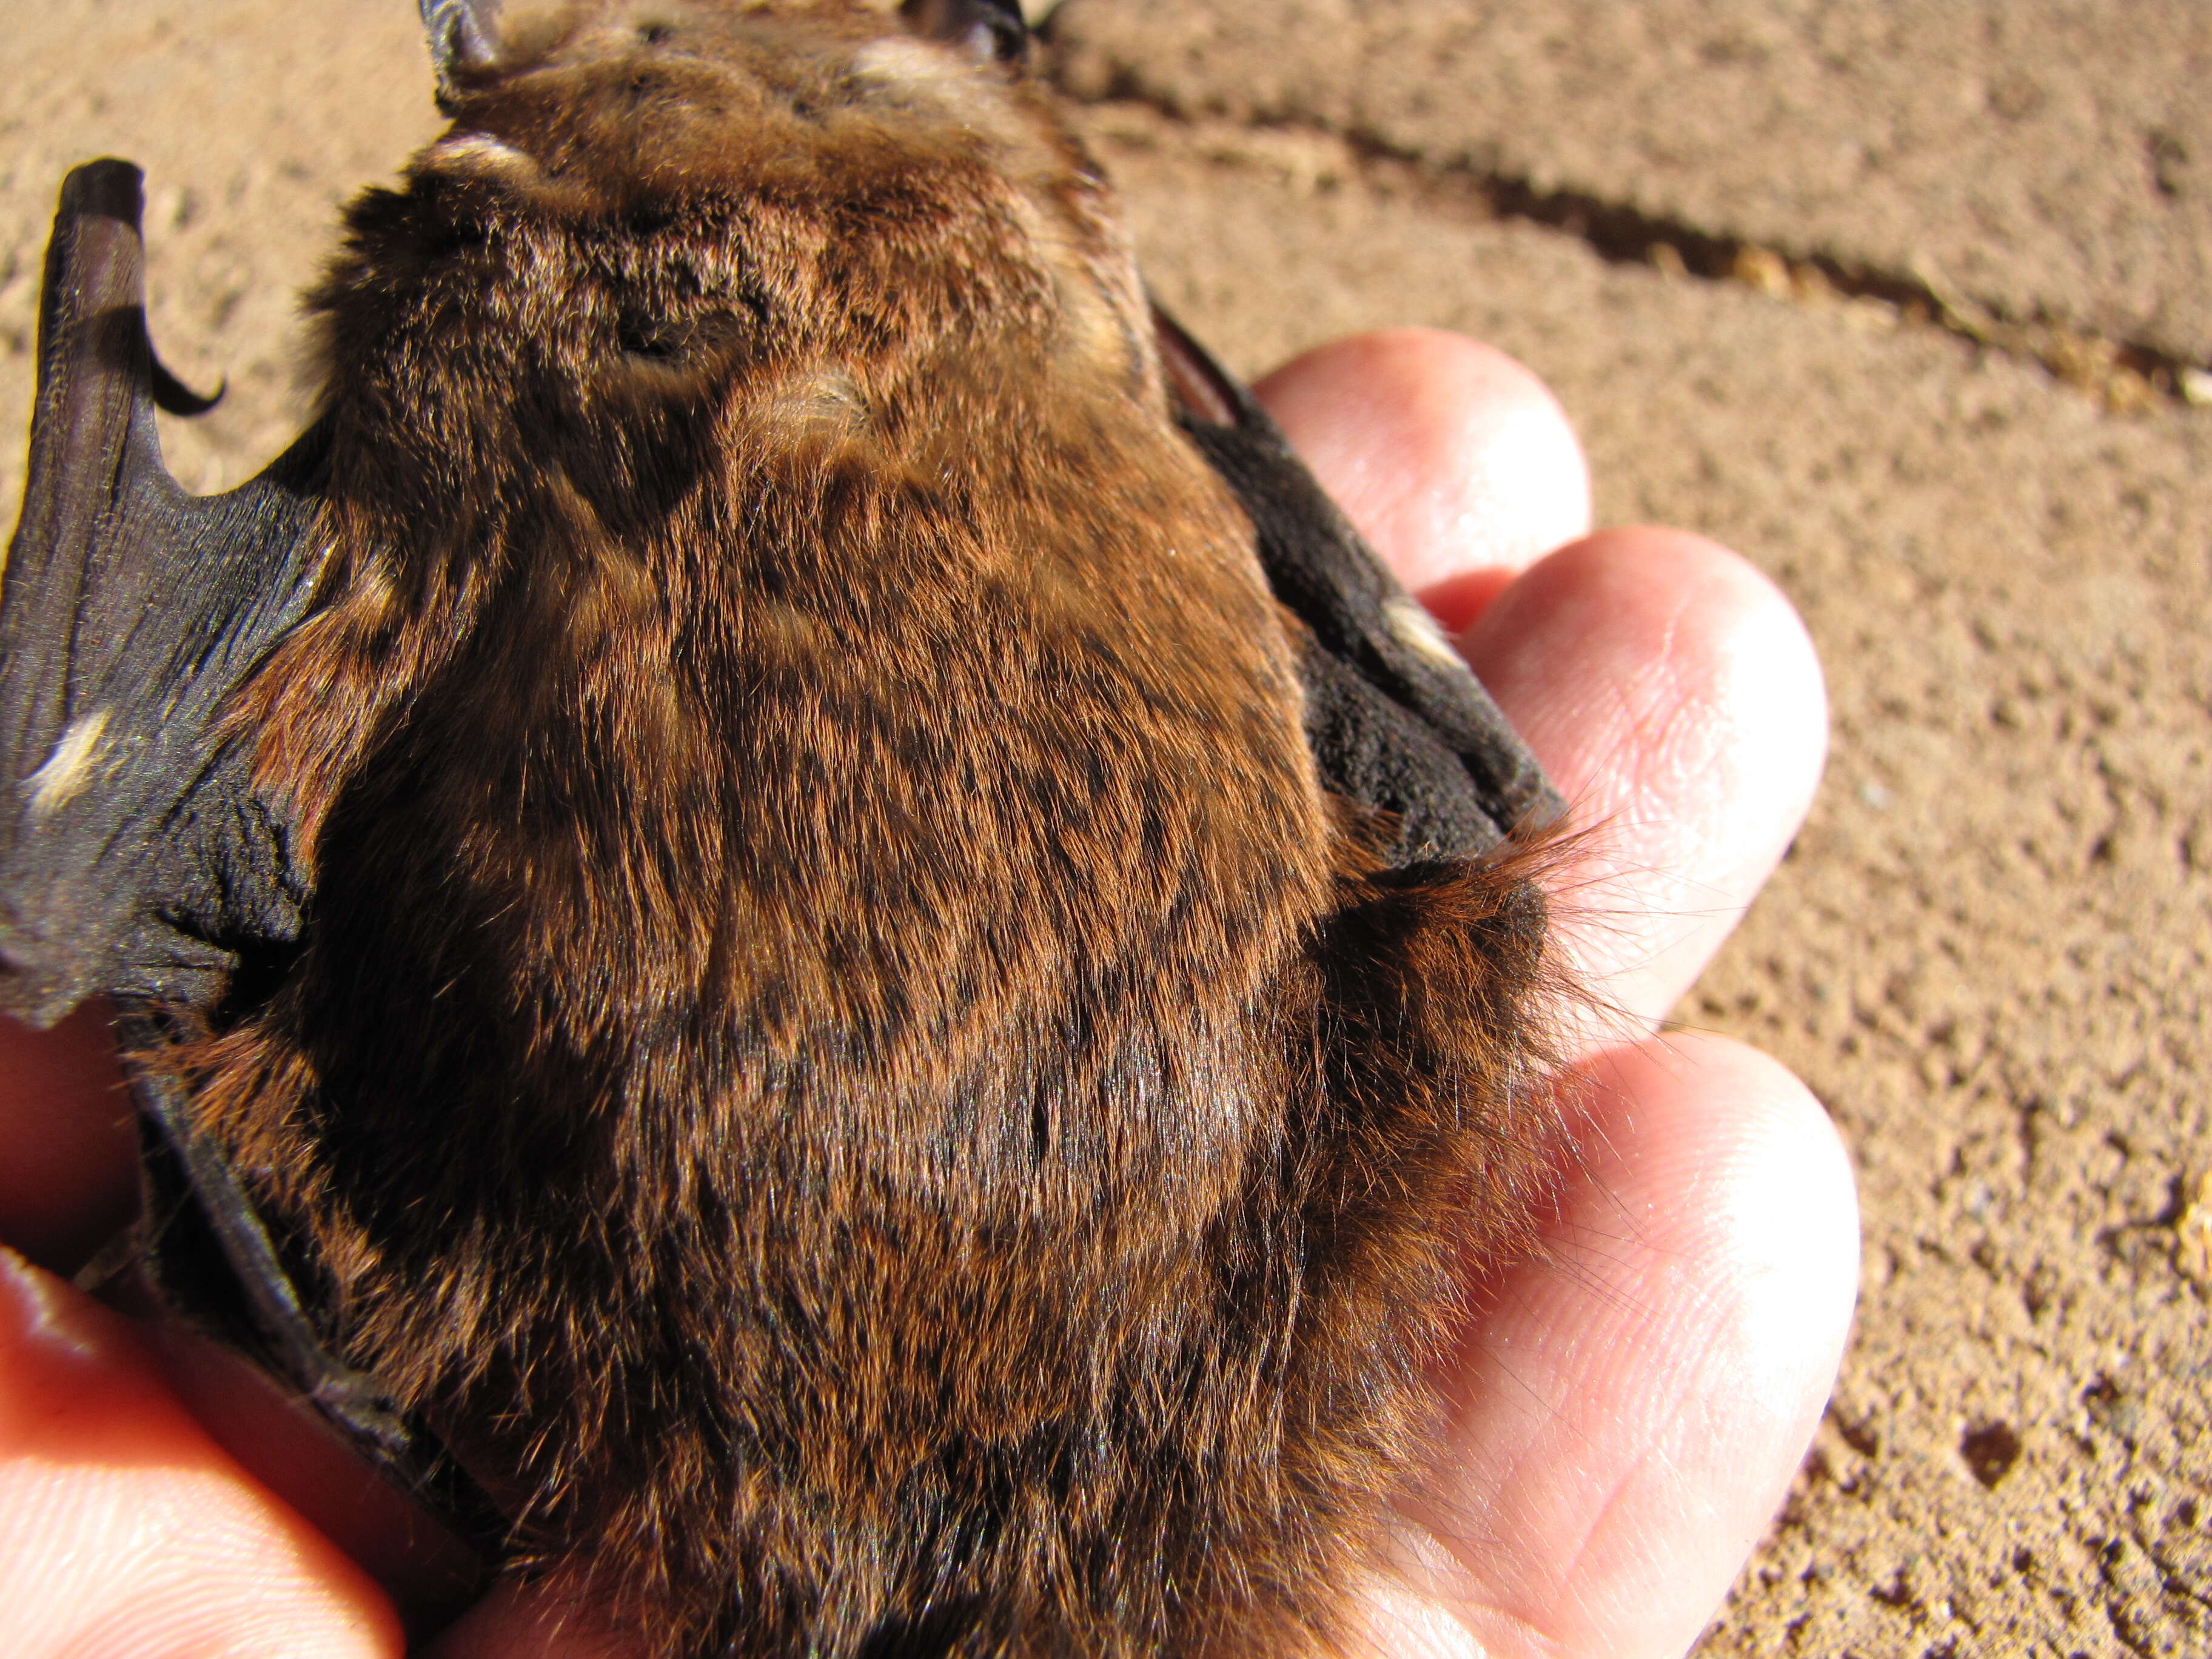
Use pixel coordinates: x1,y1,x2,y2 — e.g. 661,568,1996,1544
0,159,330,1028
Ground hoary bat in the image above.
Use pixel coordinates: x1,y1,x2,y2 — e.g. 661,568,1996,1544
0,0,1570,1652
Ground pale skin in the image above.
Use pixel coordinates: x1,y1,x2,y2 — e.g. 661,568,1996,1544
0,328,1855,1659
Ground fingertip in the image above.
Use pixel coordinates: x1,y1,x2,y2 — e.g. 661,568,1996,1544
1412,1031,1857,1659
1461,528,1828,1021
1546,1031,1858,1654
1464,526,1827,799
1464,1028,1860,1450
1606,527,1830,818
0,1250,403,1657
1253,330,1592,610
1584,1030,1861,1390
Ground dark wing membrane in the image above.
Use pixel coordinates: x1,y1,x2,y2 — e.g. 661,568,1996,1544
1155,307,1562,864
0,159,329,1028
118,1005,511,1566
0,162,506,1564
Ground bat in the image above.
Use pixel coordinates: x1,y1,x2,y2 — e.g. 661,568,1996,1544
0,1,1570,1653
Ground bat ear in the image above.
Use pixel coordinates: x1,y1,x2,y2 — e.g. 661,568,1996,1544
420,0,504,107
899,0,1030,64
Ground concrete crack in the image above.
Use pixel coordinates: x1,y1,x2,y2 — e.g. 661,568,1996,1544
1466,167,2198,415
1050,64,2207,415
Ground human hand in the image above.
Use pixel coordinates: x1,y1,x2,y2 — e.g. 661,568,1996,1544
1259,330,1853,1658
0,329,1854,1659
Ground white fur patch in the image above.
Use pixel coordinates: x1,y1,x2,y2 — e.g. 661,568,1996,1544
849,35,999,121
850,36,954,88
26,709,112,817
431,133,546,182
1383,597,1463,669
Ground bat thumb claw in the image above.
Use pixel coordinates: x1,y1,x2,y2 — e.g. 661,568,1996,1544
149,355,221,418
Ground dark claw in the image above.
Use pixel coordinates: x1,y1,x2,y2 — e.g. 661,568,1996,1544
149,352,221,417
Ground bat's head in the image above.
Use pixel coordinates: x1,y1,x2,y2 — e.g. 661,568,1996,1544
309,0,1153,498
397,0,1102,290
386,0,1134,357
424,0,1031,92
412,1,1053,187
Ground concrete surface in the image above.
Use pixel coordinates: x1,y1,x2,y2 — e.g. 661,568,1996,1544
1051,0,2212,369
4,3,2208,1655
0,2,443,501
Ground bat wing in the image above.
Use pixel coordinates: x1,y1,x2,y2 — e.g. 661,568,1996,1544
1156,309,1561,865
0,160,506,1566
0,159,329,1031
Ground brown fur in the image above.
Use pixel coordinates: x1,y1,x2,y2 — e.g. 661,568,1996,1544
177,4,1569,1654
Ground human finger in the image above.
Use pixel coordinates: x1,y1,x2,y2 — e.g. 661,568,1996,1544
1252,340,1825,1028
1457,531,1828,1028
1373,1033,1858,1659
1254,329,1592,629
0,1248,403,1658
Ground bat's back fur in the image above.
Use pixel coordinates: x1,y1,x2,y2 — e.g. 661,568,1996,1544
170,4,1560,1653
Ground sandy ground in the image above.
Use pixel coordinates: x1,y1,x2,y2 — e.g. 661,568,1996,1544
3,2,2208,1654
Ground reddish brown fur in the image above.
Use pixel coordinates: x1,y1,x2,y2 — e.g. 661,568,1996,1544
179,4,1569,1654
